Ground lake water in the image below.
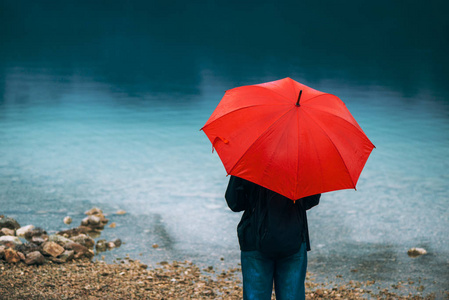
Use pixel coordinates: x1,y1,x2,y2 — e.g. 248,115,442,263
1,1,448,296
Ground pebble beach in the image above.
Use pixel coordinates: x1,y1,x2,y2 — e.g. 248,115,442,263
1,210,445,299
1,257,445,299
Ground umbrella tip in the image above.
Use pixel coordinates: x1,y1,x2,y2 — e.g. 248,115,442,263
296,90,302,106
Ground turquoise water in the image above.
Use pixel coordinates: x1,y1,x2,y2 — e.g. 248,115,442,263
1,1,448,296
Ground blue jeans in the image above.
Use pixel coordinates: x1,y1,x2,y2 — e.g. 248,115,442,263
241,242,307,300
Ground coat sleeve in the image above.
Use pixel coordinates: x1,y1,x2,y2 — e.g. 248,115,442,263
300,194,321,210
225,176,249,212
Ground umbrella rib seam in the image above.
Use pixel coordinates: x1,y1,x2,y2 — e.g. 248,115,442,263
253,86,294,104
298,112,326,196
305,106,373,144
201,103,290,130
295,110,301,198
299,93,333,104
227,85,293,104
301,109,357,188
228,107,297,176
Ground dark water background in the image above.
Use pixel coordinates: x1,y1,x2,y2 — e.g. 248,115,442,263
1,1,448,296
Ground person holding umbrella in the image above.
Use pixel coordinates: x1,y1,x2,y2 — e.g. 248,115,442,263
201,78,374,299
225,175,320,299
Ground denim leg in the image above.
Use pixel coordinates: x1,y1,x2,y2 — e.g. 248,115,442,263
273,242,308,300
241,250,275,300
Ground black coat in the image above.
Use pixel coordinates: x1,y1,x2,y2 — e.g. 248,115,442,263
225,176,320,258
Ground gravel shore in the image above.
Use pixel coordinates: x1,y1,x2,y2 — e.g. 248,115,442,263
1,257,443,299
1,212,445,299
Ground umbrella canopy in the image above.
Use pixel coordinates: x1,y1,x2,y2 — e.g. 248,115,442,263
201,77,375,200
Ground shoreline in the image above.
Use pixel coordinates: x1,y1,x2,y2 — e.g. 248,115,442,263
0,257,443,299
1,211,446,299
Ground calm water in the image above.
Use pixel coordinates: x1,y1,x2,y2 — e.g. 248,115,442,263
1,1,448,296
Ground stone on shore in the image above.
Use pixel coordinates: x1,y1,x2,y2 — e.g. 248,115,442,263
57,227,87,238
15,242,40,255
64,241,87,253
5,248,21,263
80,217,89,226
81,213,108,230
65,242,93,259
115,209,126,215
89,215,101,226
24,228,47,242
17,251,25,261
42,241,65,257
0,235,23,247
69,234,95,249
0,208,121,266
25,251,45,265
77,226,94,234
16,225,35,237
96,239,107,252
408,247,427,257
85,207,103,215
48,234,73,246
84,207,108,220
1,228,15,236
112,238,122,247
63,216,72,225
56,250,75,263
0,216,21,230
85,215,101,226
31,236,46,245
85,249,94,259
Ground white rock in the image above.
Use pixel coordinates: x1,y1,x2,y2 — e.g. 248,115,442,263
87,215,101,226
0,235,22,245
16,225,35,237
63,216,72,225
407,247,427,257
1,228,15,236
81,217,90,226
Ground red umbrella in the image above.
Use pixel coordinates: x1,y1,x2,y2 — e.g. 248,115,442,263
201,77,375,200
